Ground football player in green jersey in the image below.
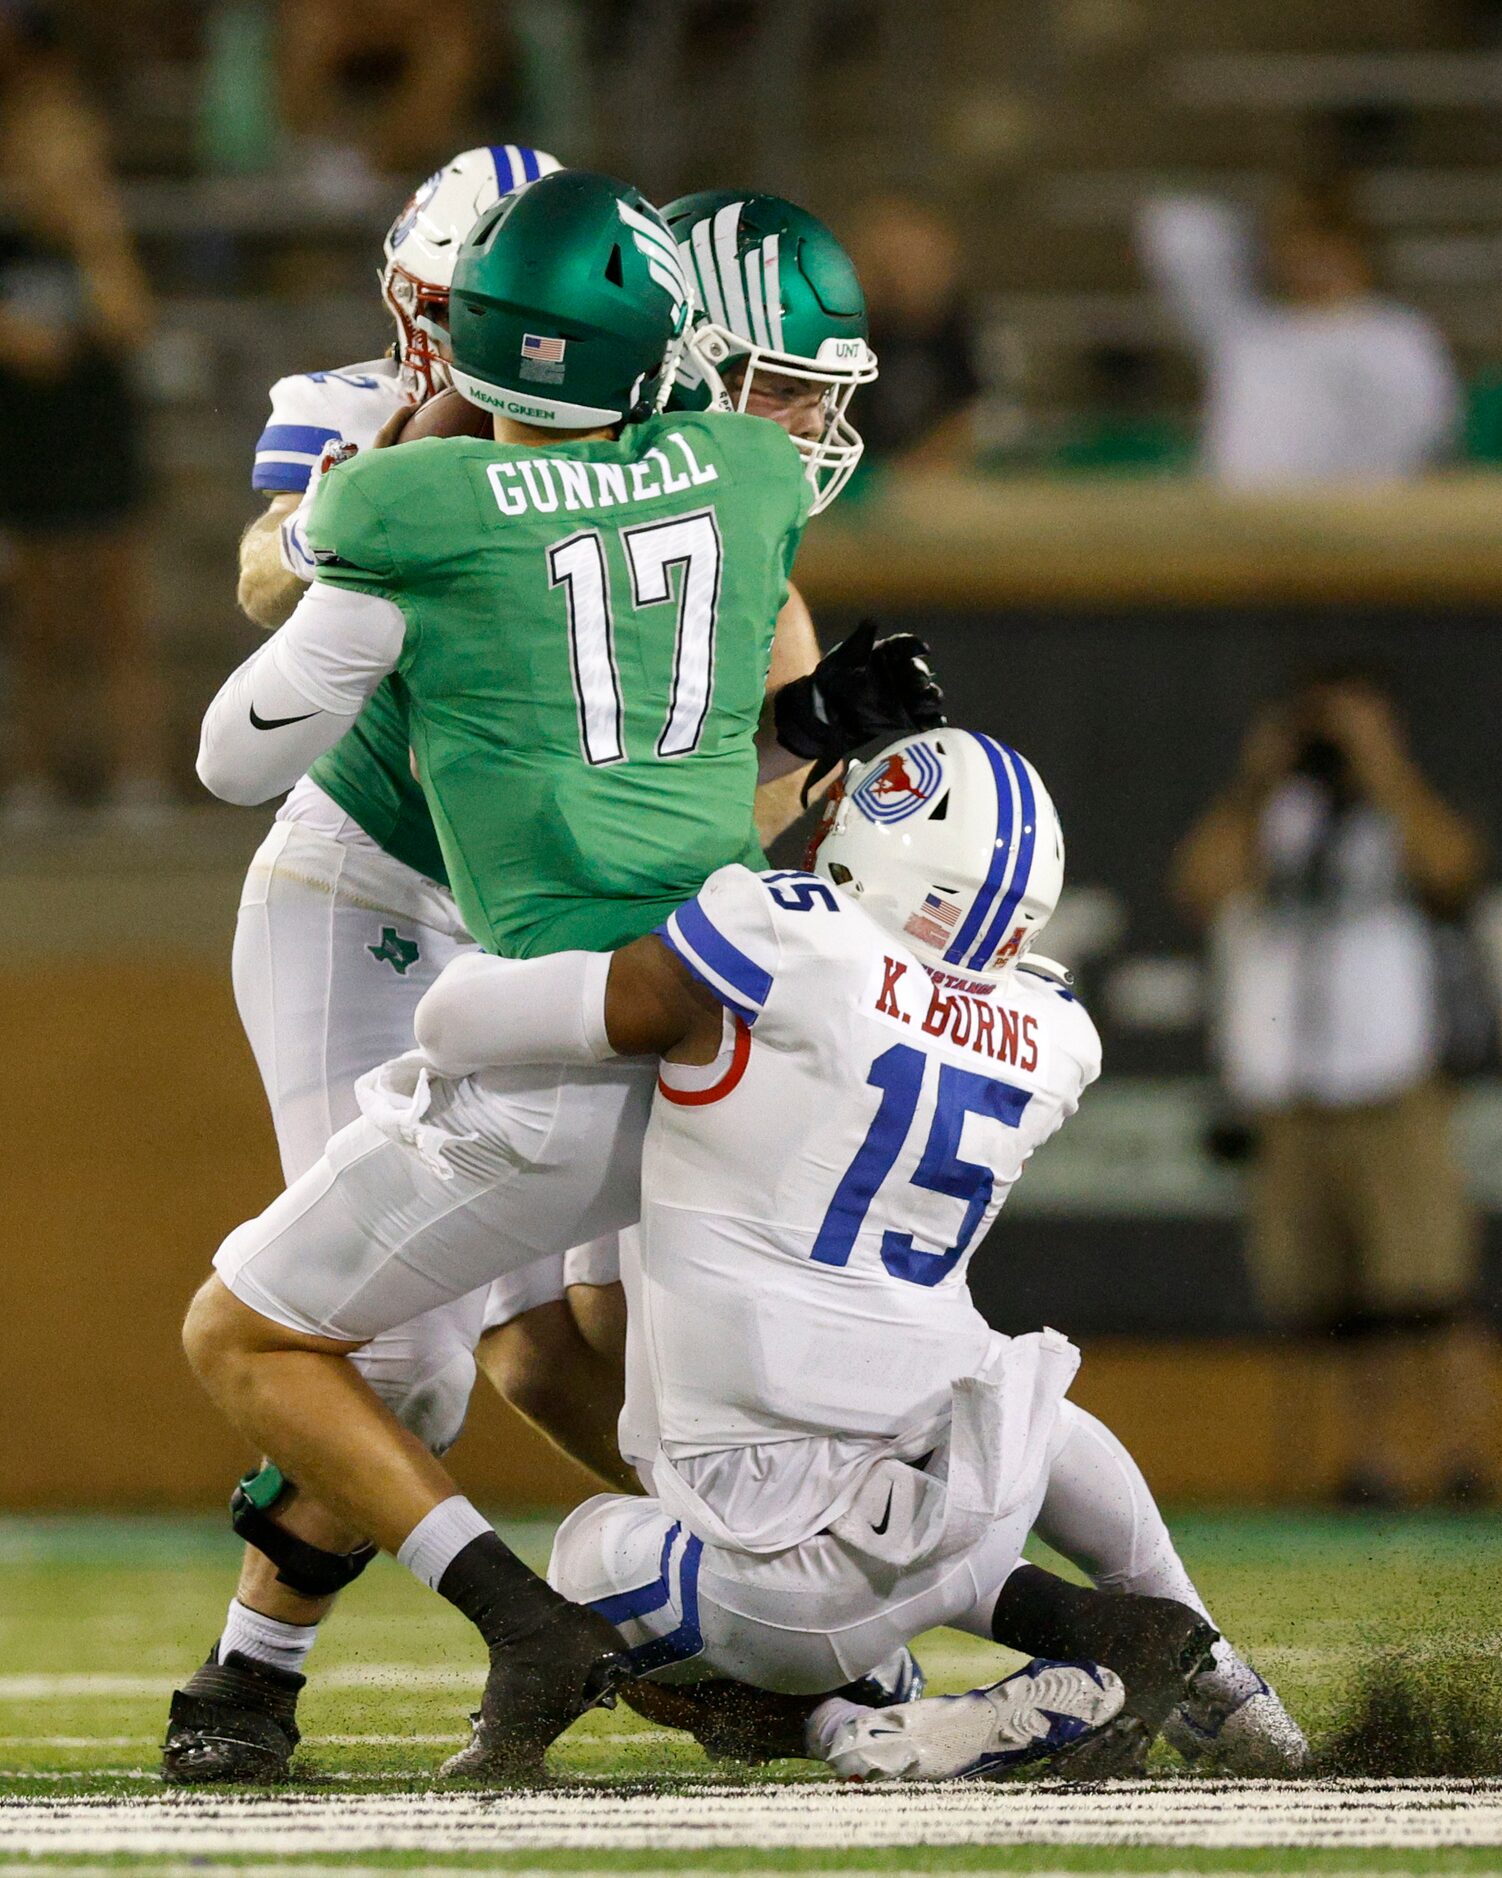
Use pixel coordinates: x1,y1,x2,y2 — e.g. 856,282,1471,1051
186,170,942,1777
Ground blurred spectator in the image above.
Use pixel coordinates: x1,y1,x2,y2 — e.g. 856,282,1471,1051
279,0,483,189
847,194,983,470
1138,181,1459,486
0,4,166,822
1174,669,1493,1506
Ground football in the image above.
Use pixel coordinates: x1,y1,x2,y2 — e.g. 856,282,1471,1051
396,386,493,443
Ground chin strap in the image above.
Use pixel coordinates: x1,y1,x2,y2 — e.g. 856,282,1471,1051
230,1465,378,1598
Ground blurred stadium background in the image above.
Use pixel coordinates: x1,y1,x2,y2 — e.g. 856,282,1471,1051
5,0,1502,1518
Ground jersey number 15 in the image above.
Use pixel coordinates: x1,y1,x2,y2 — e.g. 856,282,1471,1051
811,1043,1033,1288
549,508,722,767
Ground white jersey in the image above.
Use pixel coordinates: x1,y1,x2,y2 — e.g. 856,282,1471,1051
246,355,414,837
251,356,404,496
252,358,407,584
628,863,1100,1547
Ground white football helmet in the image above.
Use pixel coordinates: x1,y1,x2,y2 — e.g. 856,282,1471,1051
809,729,1065,978
381,144,563,399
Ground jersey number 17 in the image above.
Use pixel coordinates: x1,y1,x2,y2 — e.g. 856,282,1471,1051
549,507,722,766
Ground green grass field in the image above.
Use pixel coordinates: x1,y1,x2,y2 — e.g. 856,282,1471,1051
5,1509,1502,1875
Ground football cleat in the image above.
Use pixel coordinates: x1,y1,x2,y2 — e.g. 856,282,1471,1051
439,1602,632,1783
825,1658,1124,1782
1044,1602,1220,1780
1163,1665,1311,1775
160,1647,304,1785
837,1646,926,1709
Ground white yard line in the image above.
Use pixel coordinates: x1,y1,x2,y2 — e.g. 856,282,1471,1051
0,1666,487,1701
0,1730,680,1751
0,1869,1312,1878
8,1781,1502,1853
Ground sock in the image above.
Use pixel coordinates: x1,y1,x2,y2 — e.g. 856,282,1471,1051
399,1501,570,1651
397,1496,493,1591
220,1598,318,1677
990,1563,1121,1660
805,1695,869,1760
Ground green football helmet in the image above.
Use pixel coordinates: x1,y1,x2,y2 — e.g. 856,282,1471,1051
447,170,691,429
664,190,878,512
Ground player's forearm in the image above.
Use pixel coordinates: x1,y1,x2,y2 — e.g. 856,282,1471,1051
414,951,615,1077
415,934,712,1076
754,769,823,847
196,639,357,806
199,581,404,805
238,500,305,631
757,583,821,785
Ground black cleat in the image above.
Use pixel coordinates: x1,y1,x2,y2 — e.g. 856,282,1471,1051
439,1602,633,1784
1051,1598,1219,1781
161,1648,305,1785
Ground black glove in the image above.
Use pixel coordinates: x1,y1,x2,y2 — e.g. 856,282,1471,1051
773,619,946,800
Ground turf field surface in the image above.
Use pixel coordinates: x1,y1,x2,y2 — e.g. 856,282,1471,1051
4,1511,1502,1873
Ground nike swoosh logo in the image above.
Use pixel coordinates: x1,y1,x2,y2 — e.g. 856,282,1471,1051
249,704,319,730
870,1484,895,1537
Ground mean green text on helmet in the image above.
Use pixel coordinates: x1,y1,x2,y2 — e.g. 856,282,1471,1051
448,170,691,429
664,189,878,512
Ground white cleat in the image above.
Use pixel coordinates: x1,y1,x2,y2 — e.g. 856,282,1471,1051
825,1658,1125,1783
1163,1666,1310,1775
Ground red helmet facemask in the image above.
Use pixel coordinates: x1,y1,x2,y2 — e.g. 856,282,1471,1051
380,261,453,402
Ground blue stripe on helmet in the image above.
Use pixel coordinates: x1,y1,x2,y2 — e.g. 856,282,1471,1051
487,145,518,191
520,145,541,181
969,744,1037,970
943,734,1016,966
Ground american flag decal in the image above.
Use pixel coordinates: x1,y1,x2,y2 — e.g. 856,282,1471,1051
522,333,566,362
904,889,964,951
921,891,963,931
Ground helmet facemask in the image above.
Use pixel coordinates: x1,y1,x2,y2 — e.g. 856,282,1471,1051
380,259,454,401
681,321,876,513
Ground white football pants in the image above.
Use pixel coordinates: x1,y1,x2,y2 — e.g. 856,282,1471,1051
230,820,617,1449
550,1399,1216,1693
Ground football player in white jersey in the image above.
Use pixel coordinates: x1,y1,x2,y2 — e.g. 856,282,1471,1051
411,729,1307,1781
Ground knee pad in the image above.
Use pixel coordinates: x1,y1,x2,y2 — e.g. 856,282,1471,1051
230,1464,377,1598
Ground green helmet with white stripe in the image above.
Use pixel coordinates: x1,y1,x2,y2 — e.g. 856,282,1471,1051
448,170,691,430
664,190,877,513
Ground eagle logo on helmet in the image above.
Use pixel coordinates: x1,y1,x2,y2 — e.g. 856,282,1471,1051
851,744,943,825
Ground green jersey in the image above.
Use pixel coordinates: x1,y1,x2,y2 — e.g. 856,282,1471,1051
307,677,449,885
306,410,812,956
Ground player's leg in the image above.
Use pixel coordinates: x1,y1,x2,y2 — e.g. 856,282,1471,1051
474,1240,636,1494
1031,1398,1308,1772
184,1059,655,1774
166,835,483,1782
546,1493,1122,1784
